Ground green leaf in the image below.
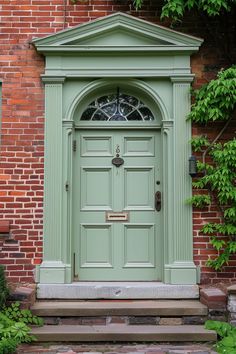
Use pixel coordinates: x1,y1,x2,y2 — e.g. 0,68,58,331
205,320,235,337
190,136,210,152
220,335,236,348
187,194,211,207
210,236,225,251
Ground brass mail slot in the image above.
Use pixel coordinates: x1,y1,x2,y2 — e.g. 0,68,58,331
106,212,129,222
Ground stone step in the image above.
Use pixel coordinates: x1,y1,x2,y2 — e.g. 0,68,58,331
37,282,199,299
31,324,216,342
31,300,207,317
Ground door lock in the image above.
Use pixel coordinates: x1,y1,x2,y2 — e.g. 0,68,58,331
155,191,161,212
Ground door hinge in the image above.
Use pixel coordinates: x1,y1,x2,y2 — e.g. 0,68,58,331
73,140,77,152
65,181,69,192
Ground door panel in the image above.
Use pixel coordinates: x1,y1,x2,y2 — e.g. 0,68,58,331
124,136,155,156
123,224,155,268
81,136,113,156
81,167,112,210
73,130,161,281
124,167,154,210
80,224,113,268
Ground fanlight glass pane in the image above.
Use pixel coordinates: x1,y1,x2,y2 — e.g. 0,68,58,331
81,92,154,121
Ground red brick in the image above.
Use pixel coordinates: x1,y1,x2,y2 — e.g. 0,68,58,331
200,288,227,309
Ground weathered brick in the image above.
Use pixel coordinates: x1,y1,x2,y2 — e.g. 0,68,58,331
200,288,227,309
182,316,208,325
107,316,127,324
128,316,160,325
159,318,183,326
80,317,106,325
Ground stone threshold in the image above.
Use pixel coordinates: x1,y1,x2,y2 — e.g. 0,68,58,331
37,282,199,299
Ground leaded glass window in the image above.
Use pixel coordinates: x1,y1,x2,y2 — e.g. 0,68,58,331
81,90,154,121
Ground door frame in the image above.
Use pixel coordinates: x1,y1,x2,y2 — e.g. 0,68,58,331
33,13,203,285
36,77,197,285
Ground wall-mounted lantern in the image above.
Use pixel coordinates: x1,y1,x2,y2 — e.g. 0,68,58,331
189,155,197,177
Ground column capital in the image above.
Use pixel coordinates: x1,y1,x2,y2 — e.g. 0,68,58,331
42,76,66,84
170,76,194,83
63,120,74,129
162,120,174,129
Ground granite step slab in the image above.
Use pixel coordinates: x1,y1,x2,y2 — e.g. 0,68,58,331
31,300,207,317
32,324,216,342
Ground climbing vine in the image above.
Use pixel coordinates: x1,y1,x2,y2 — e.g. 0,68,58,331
189,66,236,270
132,0,236,19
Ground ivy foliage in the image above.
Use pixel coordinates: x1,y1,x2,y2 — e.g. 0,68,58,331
71,0,236,20
190,66,236,270
205,320,236,353
160,0,236,21
189,67,236,123
132,0,236,20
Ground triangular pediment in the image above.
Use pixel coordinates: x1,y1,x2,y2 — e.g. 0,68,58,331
32,12,203,53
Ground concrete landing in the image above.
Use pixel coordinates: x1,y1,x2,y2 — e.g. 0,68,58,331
32,324,216,342
37,282,199,299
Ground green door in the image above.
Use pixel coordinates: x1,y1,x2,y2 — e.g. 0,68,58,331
73,129,161,280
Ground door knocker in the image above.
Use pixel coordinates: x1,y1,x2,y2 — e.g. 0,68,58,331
112,145,124,167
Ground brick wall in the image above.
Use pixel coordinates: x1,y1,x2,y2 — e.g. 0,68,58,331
193,118,236,285
0,0,235,285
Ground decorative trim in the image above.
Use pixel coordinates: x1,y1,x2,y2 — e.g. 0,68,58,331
164,262,197,285
170,76,195,83
162,119,174,130
32,12,203,48
63,120,74,127
36,46,201,54
74,124,162,130
42,71,193,79
42,77,66,84
39,261,66,283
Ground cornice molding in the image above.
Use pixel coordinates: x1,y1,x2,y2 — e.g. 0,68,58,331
32,12,203,55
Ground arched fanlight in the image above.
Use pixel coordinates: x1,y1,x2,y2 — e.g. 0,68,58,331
80,88,154,121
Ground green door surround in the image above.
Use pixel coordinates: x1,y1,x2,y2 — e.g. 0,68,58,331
33,12,203,285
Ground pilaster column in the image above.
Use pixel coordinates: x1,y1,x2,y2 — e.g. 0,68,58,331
37,78,68,284
164,77,197,285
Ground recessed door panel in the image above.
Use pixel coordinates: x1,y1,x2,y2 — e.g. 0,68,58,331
80,224,113,268
81,136,112,156
123,224,155,268
124,167,154,210
81,167,112,210
74,130,161,281
124,136,154,156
